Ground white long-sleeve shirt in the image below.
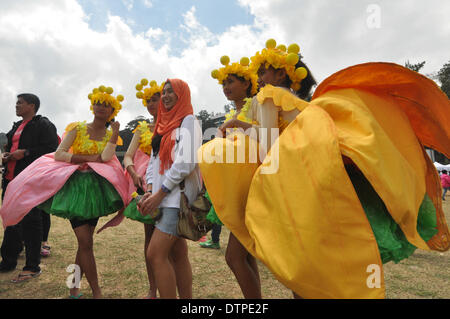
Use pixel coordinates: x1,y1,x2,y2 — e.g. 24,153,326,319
146,115,203,208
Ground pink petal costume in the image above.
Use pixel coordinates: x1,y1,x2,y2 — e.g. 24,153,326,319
0,121,129,228
97,122,154,232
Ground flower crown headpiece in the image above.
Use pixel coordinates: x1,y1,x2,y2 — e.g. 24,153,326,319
249,39,308,91
211,55,259,96
135,78,164,106
88,85,124,122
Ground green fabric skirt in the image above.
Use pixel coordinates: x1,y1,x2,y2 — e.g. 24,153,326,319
123,198,156,224
347,167,438,264
205,191,223,225
39,170,123,220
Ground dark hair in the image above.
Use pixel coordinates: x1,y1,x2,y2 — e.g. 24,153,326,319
151,133,162,157
283,56,317,100
17,93,40,113
106,117,115,128
443,170,448,174
227,74,254,97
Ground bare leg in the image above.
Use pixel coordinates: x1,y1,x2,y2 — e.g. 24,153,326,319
70,224,102,299
147,228,181,299
144,224,157,298
225,232,261,299
170,238,192,299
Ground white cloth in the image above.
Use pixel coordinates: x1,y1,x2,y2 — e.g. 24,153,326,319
146,115,203,208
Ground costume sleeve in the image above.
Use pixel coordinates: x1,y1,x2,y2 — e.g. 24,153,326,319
54,128,77,162
257,97,279,153
100,142,117,162
123,130,141,169
162,115,202,191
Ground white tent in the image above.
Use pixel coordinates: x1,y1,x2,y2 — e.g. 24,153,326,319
434,162,450,172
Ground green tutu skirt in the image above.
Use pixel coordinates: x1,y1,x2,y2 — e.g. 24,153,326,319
123,198,156,224
205,191,223,225
39,170,123,220
347,167,438,264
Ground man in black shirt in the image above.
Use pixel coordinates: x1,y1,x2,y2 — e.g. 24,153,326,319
0,93,58,282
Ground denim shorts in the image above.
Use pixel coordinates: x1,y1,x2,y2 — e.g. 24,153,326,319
155,208,180,237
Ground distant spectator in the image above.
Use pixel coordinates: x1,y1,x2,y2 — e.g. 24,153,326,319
0,93,58,283
441,170,450,200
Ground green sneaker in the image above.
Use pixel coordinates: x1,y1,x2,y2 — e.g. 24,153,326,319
199,240,220,249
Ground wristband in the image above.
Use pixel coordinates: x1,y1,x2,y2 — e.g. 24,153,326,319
161,184,171,194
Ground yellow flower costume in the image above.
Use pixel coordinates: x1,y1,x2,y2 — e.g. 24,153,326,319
198,62,450,299
224,98,257,125
132,121,153,155
34,86,128,222
121,79,162,224
65,121,113,155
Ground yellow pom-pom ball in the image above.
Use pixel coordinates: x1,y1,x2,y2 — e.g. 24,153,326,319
295,67,308,79
266,39,276,49
92,88,99,94
288,43,300,54
141,78,148,86
277,44,287,52
286,53,299,66
99,85,106,93
105,87,113,94
150,80,157,87
136,84,143,91
88,93,93,100
136,92,144,99
211,69,219,79
240,57,250,66
292,83,301,91
220,55,230,66
117,94,124,102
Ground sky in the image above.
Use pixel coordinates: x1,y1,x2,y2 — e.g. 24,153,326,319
1,0,449,136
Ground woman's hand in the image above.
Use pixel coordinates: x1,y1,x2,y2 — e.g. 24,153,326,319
218,119,252,137
109,121,120,144
137,189,166,216
218,118,237,136
110,121,120,133
131,172,144,189
70,154,102,164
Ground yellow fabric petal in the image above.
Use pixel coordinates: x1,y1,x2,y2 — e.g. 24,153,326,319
312,89,430,250
257,85,309,112
65,122,79,132
198,132,261,249
312,62,450,159
245,105,385,298
117,135,123,146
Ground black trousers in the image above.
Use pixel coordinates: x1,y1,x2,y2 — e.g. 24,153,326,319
41,210,51,242
211,224,222,243
0,179,42,272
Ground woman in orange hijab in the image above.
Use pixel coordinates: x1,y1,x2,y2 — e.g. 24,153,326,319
138,79,203,299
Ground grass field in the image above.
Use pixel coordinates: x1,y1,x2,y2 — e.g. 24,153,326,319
0,194,449,299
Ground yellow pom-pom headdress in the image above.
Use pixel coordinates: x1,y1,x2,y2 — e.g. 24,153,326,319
249,39,308,92
211,55,258,96
135,78,164,106
88,85,124,122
